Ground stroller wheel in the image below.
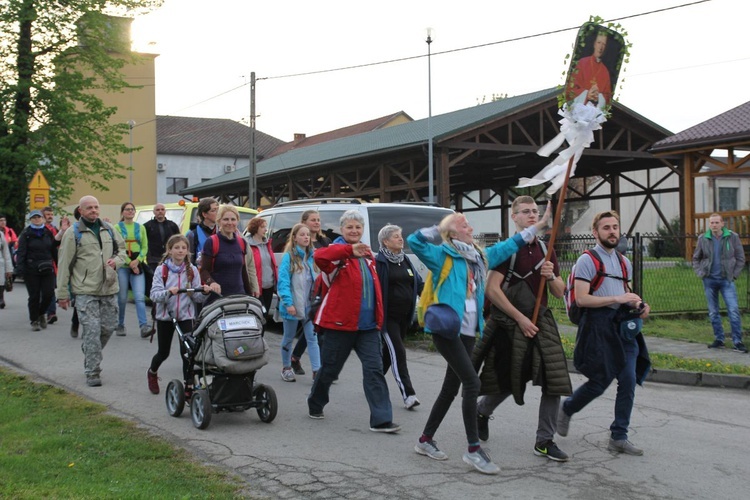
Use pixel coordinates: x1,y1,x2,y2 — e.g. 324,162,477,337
253,384,278,423
191,389,212,429
165,380,185,417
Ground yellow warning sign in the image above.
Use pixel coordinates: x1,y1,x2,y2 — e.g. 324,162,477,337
28,170,50,209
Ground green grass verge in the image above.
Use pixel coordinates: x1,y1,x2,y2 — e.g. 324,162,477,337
0,369,248,499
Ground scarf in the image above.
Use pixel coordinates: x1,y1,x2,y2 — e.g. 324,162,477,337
165,258,186,276
379,247,405,264
451,239,486,292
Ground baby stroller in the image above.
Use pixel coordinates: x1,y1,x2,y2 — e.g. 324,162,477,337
164,292,278,429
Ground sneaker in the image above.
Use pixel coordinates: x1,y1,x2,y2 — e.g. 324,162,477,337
477,412,492,441
47,313,58,324
147,369,160,394
140,324,153,338
86,376,102,387
308,411,325,420
281,368,296,382
463,448,500,475
31,321,41,332
70,324,79,338
608,438,643,456
733,342,748,353
39,315,48,329
707,339,725,349
291,357,306,375
557,402,571,437
115,325,126,336
415,439,448,461
404,395,421,410
534,440,569,462
370,422,401,433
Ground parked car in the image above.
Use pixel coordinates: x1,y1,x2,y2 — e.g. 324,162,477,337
254,198,454,320
135,201,258,235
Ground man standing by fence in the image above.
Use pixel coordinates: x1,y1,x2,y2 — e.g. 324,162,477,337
557,210,651,456
692,213,747,353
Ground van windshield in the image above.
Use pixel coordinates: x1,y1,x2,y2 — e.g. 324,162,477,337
367,206,453,253
135,209,184,227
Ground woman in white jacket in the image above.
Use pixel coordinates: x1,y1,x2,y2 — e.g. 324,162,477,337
147,234,219,395
277,223,320,382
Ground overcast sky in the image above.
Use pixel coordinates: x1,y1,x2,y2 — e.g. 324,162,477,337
131,0,746,143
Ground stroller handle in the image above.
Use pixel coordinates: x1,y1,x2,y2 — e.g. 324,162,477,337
175,288,222,298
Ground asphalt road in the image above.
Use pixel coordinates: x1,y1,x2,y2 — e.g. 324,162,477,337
1,290,748,499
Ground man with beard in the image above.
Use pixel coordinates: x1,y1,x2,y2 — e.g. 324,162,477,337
557,211,651,456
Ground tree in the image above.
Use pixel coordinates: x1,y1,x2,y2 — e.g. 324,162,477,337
0,0,161,230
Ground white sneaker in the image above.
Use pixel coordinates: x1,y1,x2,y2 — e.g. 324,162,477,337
404,395,421,410
281,368,296,382
415,439,448,460
463,448,500,475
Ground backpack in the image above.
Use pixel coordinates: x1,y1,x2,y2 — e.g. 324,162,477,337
564,249,628,325
117,221,142,260
72,221,117,252
417,256,453,328
191,225,212,263
502,239,547,291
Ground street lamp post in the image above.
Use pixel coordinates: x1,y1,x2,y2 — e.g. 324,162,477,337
426,28,434,204
128,120,135,202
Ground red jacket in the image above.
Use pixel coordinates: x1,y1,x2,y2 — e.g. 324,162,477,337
314,243,383,332
250,239,278,290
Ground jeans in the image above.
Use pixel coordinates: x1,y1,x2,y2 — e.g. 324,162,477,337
117,267,147,328
282,318,320,371
308,328,393,427
703,277,743,345
422,334,481,445
563,338,638,441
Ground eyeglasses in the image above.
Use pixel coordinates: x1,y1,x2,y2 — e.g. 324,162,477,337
514,209,539,215
123,207,135,212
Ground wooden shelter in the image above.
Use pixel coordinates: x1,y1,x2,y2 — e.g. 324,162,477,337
183,88,678,238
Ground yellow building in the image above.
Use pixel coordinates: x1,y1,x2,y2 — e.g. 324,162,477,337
63,15,157,221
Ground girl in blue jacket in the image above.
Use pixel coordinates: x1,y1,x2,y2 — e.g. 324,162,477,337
410,206,549,475
277,223,320,382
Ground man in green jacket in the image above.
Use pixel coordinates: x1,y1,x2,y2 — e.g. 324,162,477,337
57,196,127,386
692,213,747,353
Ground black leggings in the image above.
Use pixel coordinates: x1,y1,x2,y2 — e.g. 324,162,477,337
382,314,415,400
422,334,480,445
24,272,55,322
149,319,193,382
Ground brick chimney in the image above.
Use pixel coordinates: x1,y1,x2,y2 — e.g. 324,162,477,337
293,133,306,142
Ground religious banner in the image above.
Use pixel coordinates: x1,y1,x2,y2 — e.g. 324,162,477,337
517,21,628,195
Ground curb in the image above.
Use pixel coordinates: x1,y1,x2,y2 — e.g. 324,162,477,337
565,360,750,391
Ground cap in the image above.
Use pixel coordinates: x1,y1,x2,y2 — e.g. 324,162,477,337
28,210,43,219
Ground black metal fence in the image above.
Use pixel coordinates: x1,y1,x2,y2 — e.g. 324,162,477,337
475,233,750,315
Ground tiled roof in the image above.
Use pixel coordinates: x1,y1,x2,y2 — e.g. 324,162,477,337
269,111,413,156
651,100,750,153
156,116,285,160
184,88,559,193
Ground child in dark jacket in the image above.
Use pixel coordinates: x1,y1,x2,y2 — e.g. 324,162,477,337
147,234,219,395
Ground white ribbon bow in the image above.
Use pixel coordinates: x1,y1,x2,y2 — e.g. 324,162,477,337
517,92,607,195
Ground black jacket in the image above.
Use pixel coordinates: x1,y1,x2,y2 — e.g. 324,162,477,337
143,218,181,265
15,226,58,277
375,253,424,324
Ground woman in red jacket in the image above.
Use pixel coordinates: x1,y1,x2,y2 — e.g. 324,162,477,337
307,209,399,434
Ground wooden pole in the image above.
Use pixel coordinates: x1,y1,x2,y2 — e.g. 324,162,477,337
531,155,576,324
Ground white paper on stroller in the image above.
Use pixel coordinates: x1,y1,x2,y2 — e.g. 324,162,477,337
219,316,258,331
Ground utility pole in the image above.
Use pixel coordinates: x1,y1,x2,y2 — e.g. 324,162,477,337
249,72,257,209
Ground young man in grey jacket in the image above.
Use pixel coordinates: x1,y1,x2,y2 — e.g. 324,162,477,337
56,196,128,386
692,213,747,353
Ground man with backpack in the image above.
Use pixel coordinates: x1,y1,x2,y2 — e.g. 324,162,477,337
557,210,651,456
473,196,572,462
56,196,127,387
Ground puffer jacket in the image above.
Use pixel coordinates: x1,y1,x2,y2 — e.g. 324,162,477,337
407,226,527,337
56,220,127,299
277,246,316,320
473,281,572,404
150,260,207,321
692,227,745,280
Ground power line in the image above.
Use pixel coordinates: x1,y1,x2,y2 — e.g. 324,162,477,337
164,0,711,114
